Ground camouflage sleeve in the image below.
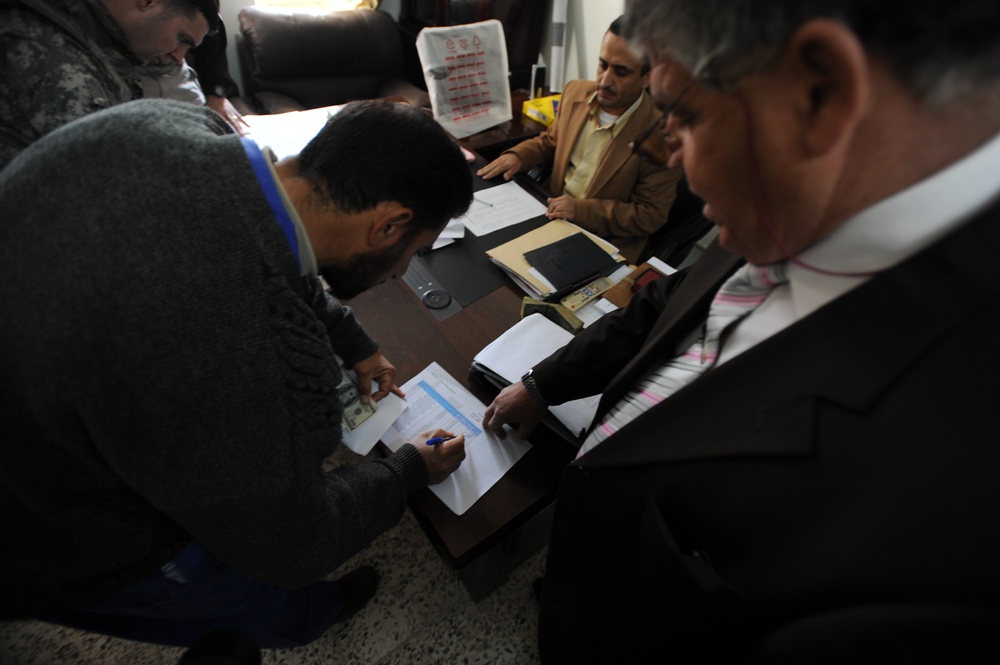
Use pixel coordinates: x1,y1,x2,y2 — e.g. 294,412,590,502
1,10,127,168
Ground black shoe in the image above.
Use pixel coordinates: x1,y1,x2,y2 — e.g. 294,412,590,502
332,566,380,624
180,629,261,664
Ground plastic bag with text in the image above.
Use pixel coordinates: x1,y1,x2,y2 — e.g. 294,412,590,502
416,19,512,139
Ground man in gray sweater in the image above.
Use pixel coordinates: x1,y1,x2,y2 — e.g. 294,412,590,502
0,98,472,648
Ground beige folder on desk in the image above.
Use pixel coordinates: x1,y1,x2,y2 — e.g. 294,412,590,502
486,220,622,298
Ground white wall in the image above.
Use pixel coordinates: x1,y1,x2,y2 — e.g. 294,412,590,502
220,0,254,94
546,0,624,85
220,0,620,97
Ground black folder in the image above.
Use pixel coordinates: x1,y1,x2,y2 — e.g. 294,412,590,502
523,232,618,292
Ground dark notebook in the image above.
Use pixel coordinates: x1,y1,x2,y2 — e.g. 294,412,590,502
523,232,618,292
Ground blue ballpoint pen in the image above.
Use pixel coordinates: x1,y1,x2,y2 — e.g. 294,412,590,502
426,435,456,446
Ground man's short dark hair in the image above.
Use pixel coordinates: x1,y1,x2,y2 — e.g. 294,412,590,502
608,15,625,37
297,100,473,237
608,15,650,75
165,0,220,32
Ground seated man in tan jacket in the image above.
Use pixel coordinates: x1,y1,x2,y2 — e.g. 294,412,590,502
477,15,681,262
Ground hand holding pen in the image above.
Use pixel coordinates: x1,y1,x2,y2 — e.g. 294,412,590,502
415,429,466,485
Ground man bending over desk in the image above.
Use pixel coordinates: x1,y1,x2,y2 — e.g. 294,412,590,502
0,99,471,648
476,16,681,263
0,0,219,170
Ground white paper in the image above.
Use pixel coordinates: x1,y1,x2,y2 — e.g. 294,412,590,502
381,362,531,515
646,255,679,276
340,390,407,455
439,218,466,239
576,297,618,327
243,106,342,160
456,181,548,236
473,314,599,438
475,314,571,383
430,217,466,250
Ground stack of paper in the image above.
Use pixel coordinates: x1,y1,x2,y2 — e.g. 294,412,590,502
471,313,600,443
486,220,625,300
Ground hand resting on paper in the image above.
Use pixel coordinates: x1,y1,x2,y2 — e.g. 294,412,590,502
414,429,467,484
476,153,522,181
482,381,547,440
353,351,406,403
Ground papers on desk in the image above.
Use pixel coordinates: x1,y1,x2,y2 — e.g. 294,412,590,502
453,181,548,237
432,217,466,250
486,219,625,300
472,314,600,442
381,362,531,515
243,106,342,160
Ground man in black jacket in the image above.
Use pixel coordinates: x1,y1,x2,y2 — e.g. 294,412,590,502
482,0,1000,661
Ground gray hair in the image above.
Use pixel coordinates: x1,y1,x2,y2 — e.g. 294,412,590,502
622,0,1000,106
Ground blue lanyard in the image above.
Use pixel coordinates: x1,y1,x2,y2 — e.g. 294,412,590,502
240,138,300,269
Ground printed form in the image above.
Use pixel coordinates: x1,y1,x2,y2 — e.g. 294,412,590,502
456,181,548,236
381,362,530,515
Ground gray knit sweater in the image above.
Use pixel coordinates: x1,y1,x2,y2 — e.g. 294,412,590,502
0,100,427,618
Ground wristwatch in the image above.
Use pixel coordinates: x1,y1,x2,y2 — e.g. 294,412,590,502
521,369,548,408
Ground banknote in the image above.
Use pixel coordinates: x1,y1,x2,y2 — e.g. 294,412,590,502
338,369,378,431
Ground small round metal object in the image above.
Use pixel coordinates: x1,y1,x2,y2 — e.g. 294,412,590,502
421,289,452,309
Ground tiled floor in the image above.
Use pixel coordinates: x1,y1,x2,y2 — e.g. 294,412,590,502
0,447,546,665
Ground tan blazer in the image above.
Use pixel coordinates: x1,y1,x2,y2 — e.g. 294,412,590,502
505,79,681,262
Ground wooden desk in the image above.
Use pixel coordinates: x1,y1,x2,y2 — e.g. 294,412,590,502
457,90,549,161
348,268,575,599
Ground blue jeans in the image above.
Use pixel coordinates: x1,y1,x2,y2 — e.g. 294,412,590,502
49,541,347,649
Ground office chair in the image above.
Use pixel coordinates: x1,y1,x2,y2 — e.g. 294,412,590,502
236,8,430,114
644,175,712,267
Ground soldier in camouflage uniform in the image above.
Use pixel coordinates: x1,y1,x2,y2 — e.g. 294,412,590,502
0,0,218,170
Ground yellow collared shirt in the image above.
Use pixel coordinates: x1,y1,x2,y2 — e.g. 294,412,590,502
563,90,644,199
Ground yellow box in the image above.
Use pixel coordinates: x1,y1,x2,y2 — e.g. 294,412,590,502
522,94,562,127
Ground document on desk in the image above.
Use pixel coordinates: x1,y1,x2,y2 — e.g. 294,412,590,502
381,362,531,515
456,181,547,237
431,217,465,250
472,314,600,441
243,106,342,160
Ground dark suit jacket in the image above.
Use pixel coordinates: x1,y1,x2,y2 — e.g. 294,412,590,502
532,200,1000,662
505,80,681,262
